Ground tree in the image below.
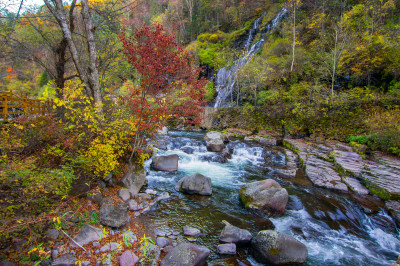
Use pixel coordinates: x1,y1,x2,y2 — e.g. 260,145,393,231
119,24,206,157
43,0,103,116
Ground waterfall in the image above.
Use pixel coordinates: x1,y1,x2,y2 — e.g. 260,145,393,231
213,8,288,108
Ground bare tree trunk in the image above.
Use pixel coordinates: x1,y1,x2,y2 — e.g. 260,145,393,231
81,0,103,116
43,0,103,117
290,0,296,72
331,28,338,96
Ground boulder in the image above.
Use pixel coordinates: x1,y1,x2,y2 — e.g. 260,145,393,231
118,188,131,202
175,173,212,196
158,126,168,135
99,198,129,228
183,226,201,237
120,167,147,198
219,221,252,244
204,131,225,152
71,225,103,248
217,244,236,255
251,230,308,265
239,179,288,216
151,154,179,172
200,154,227,164
181,146,195,154
160,243,210,266
119,251,139,266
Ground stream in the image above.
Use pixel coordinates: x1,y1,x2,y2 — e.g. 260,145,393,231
138,131,400,265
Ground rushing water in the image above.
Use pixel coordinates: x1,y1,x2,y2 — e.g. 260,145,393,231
213,8,288,108
138,131,400,265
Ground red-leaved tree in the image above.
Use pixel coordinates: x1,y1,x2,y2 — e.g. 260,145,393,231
119,24,206,157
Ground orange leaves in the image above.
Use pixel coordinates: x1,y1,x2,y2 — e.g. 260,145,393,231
6,67,17,81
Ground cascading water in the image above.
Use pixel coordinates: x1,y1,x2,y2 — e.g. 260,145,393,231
139,131,400,265
214,8,288,108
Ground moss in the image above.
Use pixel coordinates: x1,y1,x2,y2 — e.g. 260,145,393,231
269,247,281,255
361,177,391,200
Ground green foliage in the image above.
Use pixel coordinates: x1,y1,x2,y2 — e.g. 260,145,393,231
204,81,215,101
39,70,49,88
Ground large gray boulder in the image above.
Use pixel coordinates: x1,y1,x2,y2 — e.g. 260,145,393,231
204,131,225,152
120,167,147,198
175,173,212,196
160,243,210,266
151,154,179,172
251,230,308,265
239,179,288,217
71,225,103,248
219,221,252,244
99,198,129,228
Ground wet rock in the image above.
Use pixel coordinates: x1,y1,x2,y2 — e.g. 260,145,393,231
181,146,195,154
200,153,227,164
145,189,157,195
251,230,308,265
118,188,131,202
71,225,103,248
217,244,236,255
385,200,400,225
156,237,170,248
46,229,60,241
222,147,232,159
204,131,225,152
120,167,147,198
351,194,384,214
141,245,161,266
99,198,129,228
120,250,139,266
128,199,141,211
219,221,252,244
305,155,348,192
100,242,120,252
52,254,77,266
151,154,179,172
183,226,201,237
160,243,210,266
175,173,212,196
239,179,288,217
155,192,170,202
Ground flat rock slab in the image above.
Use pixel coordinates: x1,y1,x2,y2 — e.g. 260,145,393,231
361,153,400,199
342,177,369,195
305,155,348,192
334,149,365,177
217,244,236,255
71,225,103,248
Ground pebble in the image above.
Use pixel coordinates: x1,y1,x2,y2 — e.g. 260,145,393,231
93,242,100,247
